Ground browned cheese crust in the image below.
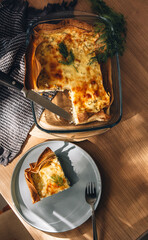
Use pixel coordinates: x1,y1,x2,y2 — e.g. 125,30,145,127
25,19,112,125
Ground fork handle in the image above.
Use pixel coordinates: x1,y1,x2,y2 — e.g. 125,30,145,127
92,206,98,240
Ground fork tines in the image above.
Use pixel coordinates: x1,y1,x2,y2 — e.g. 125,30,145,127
86,182,96,194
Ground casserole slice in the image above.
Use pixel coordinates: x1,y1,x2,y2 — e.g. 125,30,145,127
24,147,70,204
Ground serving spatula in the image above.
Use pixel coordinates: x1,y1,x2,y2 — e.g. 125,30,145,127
0,71,72,121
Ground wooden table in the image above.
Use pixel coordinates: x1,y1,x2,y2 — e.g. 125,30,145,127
0,1,148,239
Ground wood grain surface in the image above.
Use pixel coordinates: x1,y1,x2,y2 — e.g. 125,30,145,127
0,1,148,240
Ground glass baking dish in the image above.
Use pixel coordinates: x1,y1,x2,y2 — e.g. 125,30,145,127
26,11,122,141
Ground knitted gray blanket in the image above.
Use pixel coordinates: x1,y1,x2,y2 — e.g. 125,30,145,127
0,0,77,166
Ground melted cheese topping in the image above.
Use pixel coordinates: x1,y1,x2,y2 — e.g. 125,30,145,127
35,25,110,123
31,156,70,198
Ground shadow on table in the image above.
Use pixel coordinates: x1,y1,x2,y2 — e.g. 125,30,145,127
136,230,148,240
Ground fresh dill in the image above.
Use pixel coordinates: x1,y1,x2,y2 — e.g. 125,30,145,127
58,41,75,65
59,49,75,65
58,41,69,59
89,0,127,63
51,175,64,187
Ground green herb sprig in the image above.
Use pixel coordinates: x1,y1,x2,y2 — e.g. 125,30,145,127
89,0,127,63
51,175,64,187
58,41,75,65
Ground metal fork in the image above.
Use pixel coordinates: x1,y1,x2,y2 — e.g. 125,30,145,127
85,182,98,240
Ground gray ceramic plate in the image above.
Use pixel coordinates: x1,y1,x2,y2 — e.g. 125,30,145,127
11,141,102,233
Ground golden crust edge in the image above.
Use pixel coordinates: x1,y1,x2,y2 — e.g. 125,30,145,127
34,19,94,32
